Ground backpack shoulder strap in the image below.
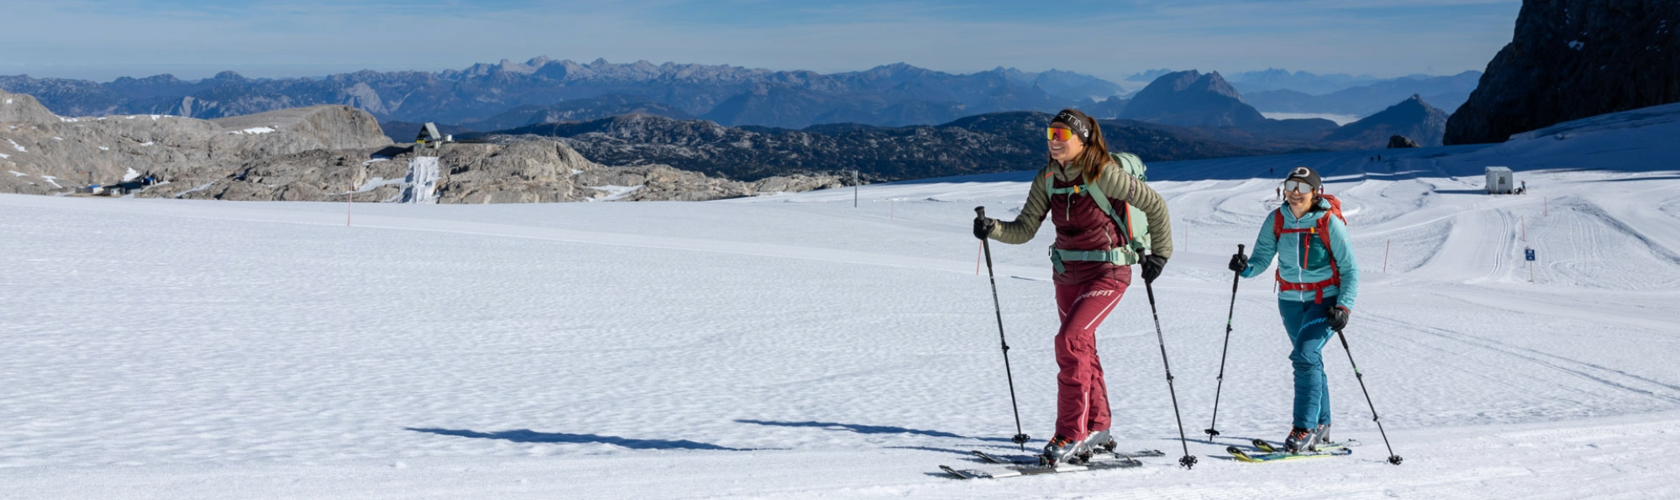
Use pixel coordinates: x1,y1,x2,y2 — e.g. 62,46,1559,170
1315,214,1335,260
1081,181,1131,241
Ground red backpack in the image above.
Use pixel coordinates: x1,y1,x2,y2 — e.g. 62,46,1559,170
1271,193,1345,303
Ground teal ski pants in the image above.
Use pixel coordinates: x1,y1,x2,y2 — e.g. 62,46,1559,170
1279,298,1336,429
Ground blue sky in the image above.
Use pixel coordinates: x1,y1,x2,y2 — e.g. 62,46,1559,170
1,0,1522,82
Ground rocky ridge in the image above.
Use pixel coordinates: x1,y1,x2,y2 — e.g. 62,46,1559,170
1445,0,1680,144
0,89,838,202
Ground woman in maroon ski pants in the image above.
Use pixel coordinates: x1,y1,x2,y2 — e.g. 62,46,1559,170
973,109,1174,464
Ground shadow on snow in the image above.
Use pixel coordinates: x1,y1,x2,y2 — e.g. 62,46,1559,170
406,427,748,451
735,419,1018,443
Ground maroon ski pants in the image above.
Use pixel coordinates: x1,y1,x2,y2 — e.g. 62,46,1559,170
1052,269,1130,441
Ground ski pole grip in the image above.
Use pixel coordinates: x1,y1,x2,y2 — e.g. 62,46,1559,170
975,206,986,218
1238,244,1245,254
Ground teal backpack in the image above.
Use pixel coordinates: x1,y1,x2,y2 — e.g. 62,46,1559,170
1042,152,1152,274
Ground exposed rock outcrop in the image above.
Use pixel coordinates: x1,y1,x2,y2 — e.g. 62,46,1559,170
1324,95,1449,148
0,90,393,196
0,89,841,202
141,140,845,203
1445,0,1680,144
0,91,58,123
1388,135,1421,148
213,105,392,150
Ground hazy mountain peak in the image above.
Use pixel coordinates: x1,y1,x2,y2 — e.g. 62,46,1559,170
1125,68,1174,82
1150,70,1241,100
111,74,184,85
1326,93,1448,146
1120,70,1263,127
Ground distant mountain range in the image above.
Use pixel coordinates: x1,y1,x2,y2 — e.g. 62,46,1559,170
2,57,1479,133
1227,69,1386,95
1244,71,1481,116
0,58,1129,130
427,68,1451,181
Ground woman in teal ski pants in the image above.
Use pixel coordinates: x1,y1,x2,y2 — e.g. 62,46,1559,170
1227,166,1359,453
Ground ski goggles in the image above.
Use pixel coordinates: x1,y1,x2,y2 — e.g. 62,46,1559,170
1283,180,1317,194
1047,127,1078,142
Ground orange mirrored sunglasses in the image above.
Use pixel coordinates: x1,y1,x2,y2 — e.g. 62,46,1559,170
1046,127,1077,142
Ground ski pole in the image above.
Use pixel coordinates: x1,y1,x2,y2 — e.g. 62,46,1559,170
974,207,1031,451
1142,266,1197,469
1337,330,1404,465
1205,244,1244,439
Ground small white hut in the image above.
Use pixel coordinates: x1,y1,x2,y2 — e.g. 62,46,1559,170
1485,166,1514,194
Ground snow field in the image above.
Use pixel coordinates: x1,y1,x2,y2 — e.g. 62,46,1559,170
3,103,1680,498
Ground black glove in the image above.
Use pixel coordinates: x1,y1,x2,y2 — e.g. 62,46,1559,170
1227,252,1248,273
973,216,996,240
1140,255,1167,284
1328,306,1351,332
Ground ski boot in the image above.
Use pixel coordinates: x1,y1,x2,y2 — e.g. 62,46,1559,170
1283,424,1330,453
1083,429,1116,459
1312,424,1333,450
1041,432,1095,469
1040,434,1079,465
1039,430,1113,465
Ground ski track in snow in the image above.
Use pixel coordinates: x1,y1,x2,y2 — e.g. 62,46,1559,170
3,105,1680,498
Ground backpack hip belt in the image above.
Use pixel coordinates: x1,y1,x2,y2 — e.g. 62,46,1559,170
1050,247,1137,275
1041,163,1151,274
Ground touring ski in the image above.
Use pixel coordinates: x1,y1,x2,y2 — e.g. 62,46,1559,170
1227,445,1351,463
970,448,1163,465
941,448,1160,479
942,457,1143,479
1249,437,1348,454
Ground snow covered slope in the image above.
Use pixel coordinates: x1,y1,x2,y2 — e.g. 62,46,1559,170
3,104,1679,499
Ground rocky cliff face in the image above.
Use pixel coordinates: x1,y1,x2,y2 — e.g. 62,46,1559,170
1324,94,1450,147
1445,0,1680,144
0,89,839,202
1120,71,1268,127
